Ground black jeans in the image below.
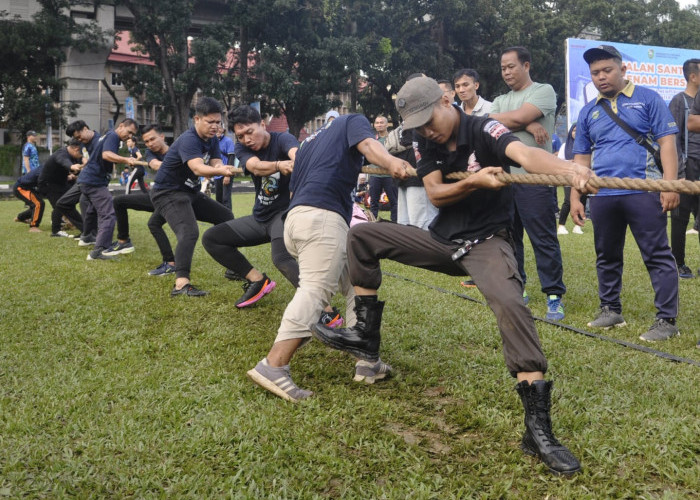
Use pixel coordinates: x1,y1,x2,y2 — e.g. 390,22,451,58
113,193,174,262
41,183,83,233
369,175,398,222
202,212,298,286
151,189,234,279
56,183,96,236
670,156,700,267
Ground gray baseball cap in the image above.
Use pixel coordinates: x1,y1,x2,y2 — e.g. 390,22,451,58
26,130,37,137
583,45,622,64
395,76,444,129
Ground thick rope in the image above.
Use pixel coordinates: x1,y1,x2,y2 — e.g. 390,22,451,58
361,166,700,195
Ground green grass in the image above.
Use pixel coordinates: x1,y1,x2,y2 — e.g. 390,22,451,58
1,191,698,498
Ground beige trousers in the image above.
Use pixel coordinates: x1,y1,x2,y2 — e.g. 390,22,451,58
275,206,357,343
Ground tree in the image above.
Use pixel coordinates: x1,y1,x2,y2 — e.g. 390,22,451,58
0,0,106,136
119,0,231,137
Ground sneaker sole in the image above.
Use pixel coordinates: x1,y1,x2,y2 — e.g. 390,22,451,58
148,270,174,276
78,241,96,247
325,316,344,328
246,368,307,403
639,331,681,342
353,371,390,384
311,326,379,362
87,255,118,261
103,246,135,256
587,321,627,330
236,280,276,308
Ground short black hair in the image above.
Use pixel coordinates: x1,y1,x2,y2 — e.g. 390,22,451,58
142,124,162,135
683,59,700,81
66,138,82,148
501,46,531,65
453,68,480,84
229,105,262,129
195,97,223,117
437,79,453,90
120,118,138,129
66,120,88,137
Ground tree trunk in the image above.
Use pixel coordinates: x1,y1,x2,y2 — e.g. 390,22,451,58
240,25,250,104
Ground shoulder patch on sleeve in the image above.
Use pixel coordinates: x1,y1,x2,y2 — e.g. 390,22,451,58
484,120,510,140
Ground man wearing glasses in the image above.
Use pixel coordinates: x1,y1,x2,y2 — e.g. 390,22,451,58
150,97,236,297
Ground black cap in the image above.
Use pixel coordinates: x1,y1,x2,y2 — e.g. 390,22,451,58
583,45,622,64
26,130,37,137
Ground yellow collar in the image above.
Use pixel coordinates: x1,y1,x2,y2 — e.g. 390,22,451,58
596,80,635,103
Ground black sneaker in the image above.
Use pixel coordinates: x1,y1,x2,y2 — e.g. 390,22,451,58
78,234,96,247
678,264,694,279
87,246,118,261
170,283,208,297
224,268,246,281
235,274,276,308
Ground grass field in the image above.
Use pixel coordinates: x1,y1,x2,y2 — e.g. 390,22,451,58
1,193,698,498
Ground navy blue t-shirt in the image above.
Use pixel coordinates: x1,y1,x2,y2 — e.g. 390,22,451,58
152,127,221,193
77,130,121,187
235,132,298,222
85,131,101,155
145,148,166,166
289,115,374,224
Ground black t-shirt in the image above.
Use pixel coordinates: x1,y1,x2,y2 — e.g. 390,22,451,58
416,109,520,244
234,132,298,222
684,91,700,161
153,127,221,193
38,147,76,186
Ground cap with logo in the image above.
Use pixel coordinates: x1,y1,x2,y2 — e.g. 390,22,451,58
583,45,622,65
395,76,444,129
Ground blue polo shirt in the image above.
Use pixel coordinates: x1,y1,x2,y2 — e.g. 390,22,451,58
77,130,122,187
288,114,374,224
22,142,39,174
152,127,221,193
573,82,678,196
236,131,298,223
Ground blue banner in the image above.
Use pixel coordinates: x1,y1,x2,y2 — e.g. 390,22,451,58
566,38,700,130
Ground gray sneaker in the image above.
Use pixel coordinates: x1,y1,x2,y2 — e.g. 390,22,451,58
587,306,626,329
354,358,392,384
639,319,680,342
246,358,313,403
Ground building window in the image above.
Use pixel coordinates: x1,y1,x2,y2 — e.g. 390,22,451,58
111,72,123,87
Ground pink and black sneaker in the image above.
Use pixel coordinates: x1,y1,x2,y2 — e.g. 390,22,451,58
235,273,276,308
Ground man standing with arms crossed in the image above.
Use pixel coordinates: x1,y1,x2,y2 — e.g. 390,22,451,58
570,45,680,342
490,46,567,321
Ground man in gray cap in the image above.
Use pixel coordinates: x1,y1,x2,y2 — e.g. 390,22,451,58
570,44,680,343
313,75,593,475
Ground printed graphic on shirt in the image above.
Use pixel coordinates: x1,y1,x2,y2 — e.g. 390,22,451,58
484,120,509,140
467,152,482,172
258,172,281,206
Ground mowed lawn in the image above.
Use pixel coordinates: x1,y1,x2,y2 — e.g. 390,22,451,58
1,191,698,498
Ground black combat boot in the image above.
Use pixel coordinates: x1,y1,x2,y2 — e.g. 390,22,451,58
312,295,384,362
515,379,582,475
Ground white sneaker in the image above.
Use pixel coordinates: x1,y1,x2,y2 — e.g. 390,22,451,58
557,225,569,235
572,225,583,234
687,228,699,235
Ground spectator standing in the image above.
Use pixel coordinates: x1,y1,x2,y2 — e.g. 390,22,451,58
214,125,235,210
570,45,680,342
22,130,40,174
454,69,492,117
368,115,398,221
125,137,147,194
672,59,700,278
556,124,585,235
490,46,567,321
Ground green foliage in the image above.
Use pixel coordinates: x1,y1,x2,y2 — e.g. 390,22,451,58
0,1,107,134
0,193,698,497
0,144,23,176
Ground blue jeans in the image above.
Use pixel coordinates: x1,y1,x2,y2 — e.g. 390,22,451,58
512,184,566,297
590,193,678,319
